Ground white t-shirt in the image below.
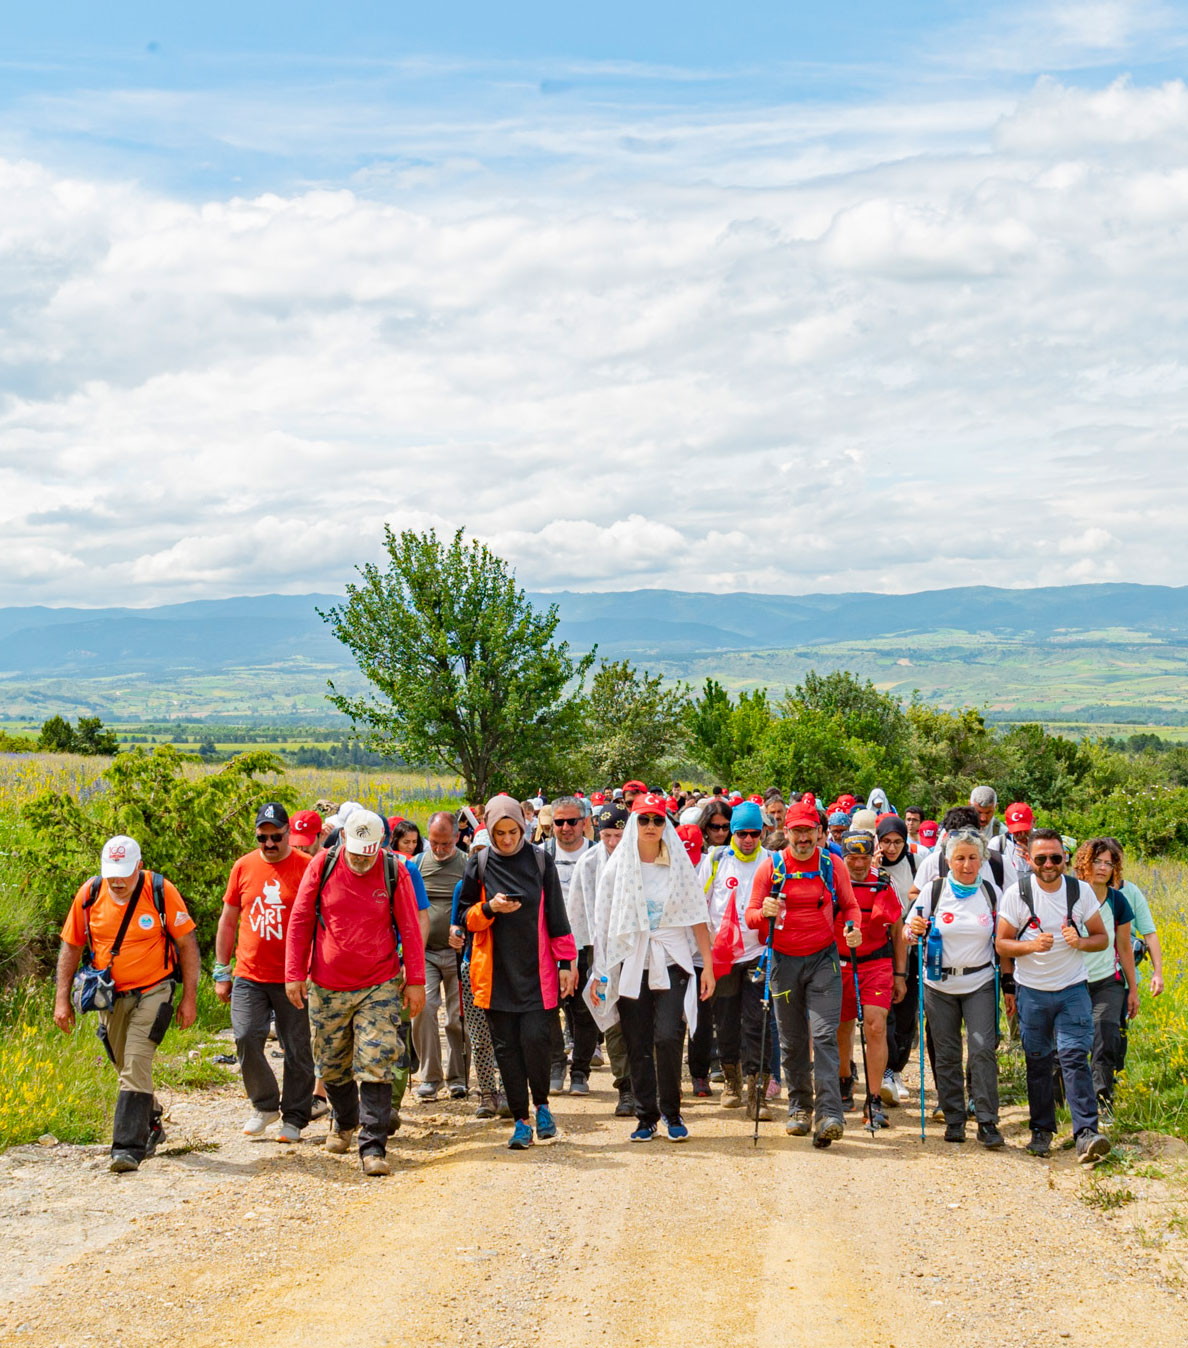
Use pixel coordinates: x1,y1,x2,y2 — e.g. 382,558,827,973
913,848,1015,901
705,844,768,964
920,879,997,996
998,878,1101,992
551,838,591,899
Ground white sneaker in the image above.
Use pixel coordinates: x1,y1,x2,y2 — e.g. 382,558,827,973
892,1072,909,1104
276,1122,302,1144
880,1070,898,1107
243,1109,280,1137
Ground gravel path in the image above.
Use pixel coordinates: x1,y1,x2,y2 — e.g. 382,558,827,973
1,1063,1185,1347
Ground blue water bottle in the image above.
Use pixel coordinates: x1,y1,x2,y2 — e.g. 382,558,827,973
925,917,945,982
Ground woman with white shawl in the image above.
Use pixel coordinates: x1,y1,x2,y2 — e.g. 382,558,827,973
587,793,715,1142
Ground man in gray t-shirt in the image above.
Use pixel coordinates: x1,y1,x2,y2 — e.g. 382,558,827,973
411,813,469,1099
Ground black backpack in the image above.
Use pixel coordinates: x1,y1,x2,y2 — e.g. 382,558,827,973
83,871,179,979
1014,873,1080,939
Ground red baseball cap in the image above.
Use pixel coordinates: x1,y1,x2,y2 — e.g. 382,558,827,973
1004,802,1034,834
748,794,764,805
784,792,819,830
590,791,606,805
631,792,669,815
919,819,939,843
676,823,703,866
665,796,680,813
290,810,323,846
623,779,647,793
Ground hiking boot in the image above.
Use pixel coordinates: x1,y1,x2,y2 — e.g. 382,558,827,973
475,1092,499,1119
361,1153,390,1177
744,1074,773,1122
535,1104,558,1141
863,1095,889,1130
497,1093,512,1119
786,1107,812,1137
243,1109,280,1138
666,1118,689,1142
309,1097,330,1122
614,1087,637,1118
880,1070,899,1108
944,1121,966,1143
277,1122,302,1144
1077,1131,1111,1165
325,1127,354,1155
109,1151,139,1173
569,1072,590,1096
813,1117,844,1149
720,1064,744,1109
839,1075,855,1112
415,1081,441,1101
549,1065,566,1094
145,1115,166,1159
1027,1129,1054,1157
977,1122,1005,1150
691,1077,712,1098
508,1120,534,1150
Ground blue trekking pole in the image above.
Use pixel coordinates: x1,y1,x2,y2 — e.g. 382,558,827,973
754,917,776,1148
916,903,926,1144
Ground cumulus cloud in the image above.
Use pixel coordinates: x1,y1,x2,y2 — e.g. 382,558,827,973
3,68,1188,605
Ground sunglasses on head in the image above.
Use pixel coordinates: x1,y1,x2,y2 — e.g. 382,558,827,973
637,814,666,827
734,829,761,839
1032,852,1065,865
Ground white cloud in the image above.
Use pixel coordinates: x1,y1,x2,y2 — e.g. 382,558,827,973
4,75,1188,604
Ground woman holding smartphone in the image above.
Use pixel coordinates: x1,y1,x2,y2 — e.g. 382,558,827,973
589,793,716,1143
456,797,577,1150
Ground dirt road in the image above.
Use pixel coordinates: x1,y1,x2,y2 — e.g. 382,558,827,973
1,1069,1185,1348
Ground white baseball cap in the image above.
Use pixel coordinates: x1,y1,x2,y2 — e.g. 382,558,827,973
100,835,142,878
343,811,384,856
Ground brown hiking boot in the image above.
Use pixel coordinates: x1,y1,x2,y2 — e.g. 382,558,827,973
325,1127,354,1155
361,1153,390,1176
745,1074,773,1122
720,1063,744,1109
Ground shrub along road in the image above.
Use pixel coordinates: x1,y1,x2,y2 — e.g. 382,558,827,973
0,1069,1185,1347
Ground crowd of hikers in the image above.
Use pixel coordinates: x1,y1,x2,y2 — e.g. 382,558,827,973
52,780,1165,1175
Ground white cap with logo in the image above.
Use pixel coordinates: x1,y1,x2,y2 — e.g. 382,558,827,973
343,811,384,857
101,835,142,878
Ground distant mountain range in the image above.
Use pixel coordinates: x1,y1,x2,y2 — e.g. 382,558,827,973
2,583,1188,724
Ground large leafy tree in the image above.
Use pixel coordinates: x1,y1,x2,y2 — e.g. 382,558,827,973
578,659,689,787
685,678,772,782
322,528,593,801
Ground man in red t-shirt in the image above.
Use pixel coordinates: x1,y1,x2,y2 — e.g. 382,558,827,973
746,795,861,1148
833,832,904,1130
215,802,315,1143
286,811,426,1176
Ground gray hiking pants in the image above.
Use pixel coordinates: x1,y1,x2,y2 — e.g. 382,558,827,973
771,945,843,1126
924,980,999,1125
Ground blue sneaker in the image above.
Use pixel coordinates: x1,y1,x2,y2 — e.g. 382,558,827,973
666,1118,689,1143
535,1104,557,1141
630,1123,656,1142
508,1120,534,1150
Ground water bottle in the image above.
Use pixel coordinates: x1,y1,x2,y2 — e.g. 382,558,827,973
595,974,608,1006
925,919,945,982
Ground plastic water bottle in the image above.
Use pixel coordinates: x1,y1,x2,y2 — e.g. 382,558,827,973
595,974,608,1005
925,919,945,983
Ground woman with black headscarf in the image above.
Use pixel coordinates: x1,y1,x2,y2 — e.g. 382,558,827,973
456,797,577,1150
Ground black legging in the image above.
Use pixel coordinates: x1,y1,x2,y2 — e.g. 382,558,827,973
486,1008,554,1122
616,970,689,1127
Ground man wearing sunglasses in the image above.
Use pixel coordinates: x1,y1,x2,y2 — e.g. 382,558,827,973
704,801,772,1118
215,802,317,1143
542,795,593,1093
996,827,1111,1163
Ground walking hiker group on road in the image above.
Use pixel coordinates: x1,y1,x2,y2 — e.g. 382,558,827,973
53,779,1166,1174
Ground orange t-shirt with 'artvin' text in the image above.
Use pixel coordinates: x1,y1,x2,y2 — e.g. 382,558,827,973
61,871,195,993
222,848,311,984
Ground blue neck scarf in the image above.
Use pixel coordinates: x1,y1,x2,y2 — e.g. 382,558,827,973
949,877,981,900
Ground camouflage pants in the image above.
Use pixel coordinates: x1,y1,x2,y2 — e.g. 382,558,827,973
309,979,405,1085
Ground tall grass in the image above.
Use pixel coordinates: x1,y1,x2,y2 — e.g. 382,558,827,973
1112,860,1188,1139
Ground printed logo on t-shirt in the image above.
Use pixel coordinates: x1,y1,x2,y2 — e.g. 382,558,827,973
247,878,286,941
138,913,155,930
977,913,993,927
942,912,955,924
725,876,738,890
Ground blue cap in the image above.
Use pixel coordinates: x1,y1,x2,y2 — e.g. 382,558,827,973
730,801,763,832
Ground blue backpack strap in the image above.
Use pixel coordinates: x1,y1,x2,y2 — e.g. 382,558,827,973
770,849,787,891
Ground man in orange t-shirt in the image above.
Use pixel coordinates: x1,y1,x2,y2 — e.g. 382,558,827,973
215,803,314,1143
54,834,200,1173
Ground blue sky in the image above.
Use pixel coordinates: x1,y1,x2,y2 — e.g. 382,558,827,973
3,3,1188,604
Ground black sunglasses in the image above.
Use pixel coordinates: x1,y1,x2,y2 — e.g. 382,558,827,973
256,829,288,842
554,817,583,827
637,814,666,827
707,821,731,830
1032,852,1065,865
734,829,761,839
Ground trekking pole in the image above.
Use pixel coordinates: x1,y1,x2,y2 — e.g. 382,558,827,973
847,928,874,1135
754,917,776,1148
916,904,926,1144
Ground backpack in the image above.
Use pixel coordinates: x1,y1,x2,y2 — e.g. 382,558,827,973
939,849,1004,889
1014,874,1080,939
314,845,406,946
849,869,897,962
923,875,1000,979
475,845,548,890
74,871,178,1012
771,847,838,914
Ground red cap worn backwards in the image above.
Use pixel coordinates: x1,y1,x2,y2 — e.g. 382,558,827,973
784,793,820,830
623,779,647,792
919,819,939,843
676,824,703,866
